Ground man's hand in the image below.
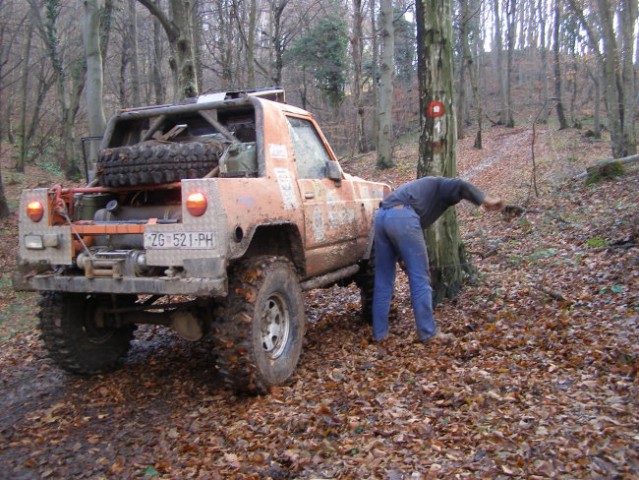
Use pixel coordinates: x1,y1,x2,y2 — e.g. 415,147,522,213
482,196,505,212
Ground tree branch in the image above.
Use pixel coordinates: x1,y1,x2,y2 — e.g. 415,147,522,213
136,0,178,41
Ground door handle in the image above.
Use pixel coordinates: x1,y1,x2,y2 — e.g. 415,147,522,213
304,192,315,199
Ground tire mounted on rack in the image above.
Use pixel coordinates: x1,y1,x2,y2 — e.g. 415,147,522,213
96,139,225,187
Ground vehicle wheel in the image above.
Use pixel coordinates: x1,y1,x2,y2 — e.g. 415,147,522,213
215,256,305,394
38,292,136,375
356,248,375,325
96,140,225,187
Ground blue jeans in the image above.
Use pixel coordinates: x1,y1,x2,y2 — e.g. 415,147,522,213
372,206,435,341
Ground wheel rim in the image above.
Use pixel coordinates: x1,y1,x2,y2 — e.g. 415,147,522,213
260,293,290,360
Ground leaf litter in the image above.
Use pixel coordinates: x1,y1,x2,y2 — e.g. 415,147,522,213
0,126,637,479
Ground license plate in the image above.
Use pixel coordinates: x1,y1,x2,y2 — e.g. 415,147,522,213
144,231,215,249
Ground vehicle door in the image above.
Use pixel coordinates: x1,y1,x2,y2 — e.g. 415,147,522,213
286,116,360,277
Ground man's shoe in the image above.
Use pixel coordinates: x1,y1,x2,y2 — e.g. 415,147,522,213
421,331,455,343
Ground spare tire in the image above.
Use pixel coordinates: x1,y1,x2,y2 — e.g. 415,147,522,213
97,140,225,187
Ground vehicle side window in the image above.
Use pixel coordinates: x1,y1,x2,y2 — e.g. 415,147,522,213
286,117,331,179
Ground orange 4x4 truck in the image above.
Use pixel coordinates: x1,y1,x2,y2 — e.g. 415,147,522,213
14,88,390,393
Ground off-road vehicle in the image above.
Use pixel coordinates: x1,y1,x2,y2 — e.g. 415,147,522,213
14,88,389,393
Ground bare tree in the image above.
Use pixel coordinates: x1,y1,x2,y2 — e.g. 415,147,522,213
268,0,289,86
83,0,106,176
0,168,8,218
552,0,568,129
537,0,549,123
376,0,394,169
568,0,636,157
460,0,483,148
29,0,85,177
137,0,199,99
350,0,366,154
457,0,469,139
152,15,167,103
128,0,141,106
618,0,637,156
0,0,14,217
232,0,258,88
16,9,54,171
370,0,379,149
17,17,34,173
493,0,508,125
504,0,515,127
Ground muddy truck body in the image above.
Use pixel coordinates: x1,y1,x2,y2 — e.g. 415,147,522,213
14,89,390,393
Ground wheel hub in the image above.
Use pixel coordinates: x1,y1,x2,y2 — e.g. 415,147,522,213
84,303,116,344
260,293,290,359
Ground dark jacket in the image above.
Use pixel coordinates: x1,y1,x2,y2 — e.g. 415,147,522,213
380,177,485,229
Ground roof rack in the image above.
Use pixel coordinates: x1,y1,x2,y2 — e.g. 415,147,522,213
198,87,286,104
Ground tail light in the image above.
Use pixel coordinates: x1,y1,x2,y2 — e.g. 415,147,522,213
26,200,44,222
186,192,207,217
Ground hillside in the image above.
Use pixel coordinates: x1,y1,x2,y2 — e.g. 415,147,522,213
1,125,638,479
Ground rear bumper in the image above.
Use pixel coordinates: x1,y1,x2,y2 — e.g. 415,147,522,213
12,272,227,297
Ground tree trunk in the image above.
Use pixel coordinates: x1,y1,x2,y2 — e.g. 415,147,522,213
351,0,366,154
457,0,469,140
119,35,130,106
0,168,9,218
152,17,166,104
29,0,85,177
232,0,258,88
192,0,203,94
222,1,234,88
0,11,7,217
596,0,624,157
538,0,549,123
505,0,516,127
138,0,199,100
416,0,469,304
0,64,9,217
619,0,637,155
493,0,508,125
463,0,483,149
569,50,578,126
299,67,308,110
247,0,257,88
128,0,141,106
587,68,601,138
370,0,379,150
269,0,288,86
552,0,568,129
17,20,34,173
376,0,394,169
61,64,85,179
83,0,107,179
168,0,197,98
100,0,114,71
568,0,633,158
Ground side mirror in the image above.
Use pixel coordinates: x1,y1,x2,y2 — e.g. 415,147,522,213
327,161,342,186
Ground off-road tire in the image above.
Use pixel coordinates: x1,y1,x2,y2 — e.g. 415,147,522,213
215,256,305,394
97,140,225,187
39,292,135,375
356,248,375,325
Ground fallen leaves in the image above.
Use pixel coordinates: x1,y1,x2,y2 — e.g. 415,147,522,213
1,127,638,478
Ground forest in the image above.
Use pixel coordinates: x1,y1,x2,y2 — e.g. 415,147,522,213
0,0,636,193
0,0,638,478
